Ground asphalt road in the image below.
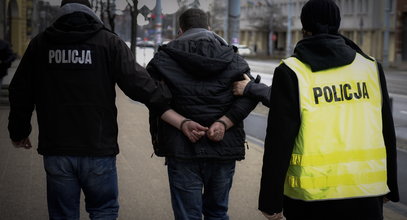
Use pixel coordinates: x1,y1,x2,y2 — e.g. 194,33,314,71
391,94,407,148
399,149,407,205
386,70,407,96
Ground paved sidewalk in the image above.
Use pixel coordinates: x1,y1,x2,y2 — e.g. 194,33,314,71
0,90,267,219
0,89,406,219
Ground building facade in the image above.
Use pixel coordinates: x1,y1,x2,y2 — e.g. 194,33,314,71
0,0,59,57
210,0,398,64
1,0,30,56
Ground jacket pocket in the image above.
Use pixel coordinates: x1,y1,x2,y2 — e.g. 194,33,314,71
43,156,73,177
90,156,116,176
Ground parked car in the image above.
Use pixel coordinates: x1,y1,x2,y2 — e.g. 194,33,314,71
235,44,253,56
125,40,155,48
136,40,155,48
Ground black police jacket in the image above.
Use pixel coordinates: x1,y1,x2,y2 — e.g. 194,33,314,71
147,28,258,160
8,5,170,156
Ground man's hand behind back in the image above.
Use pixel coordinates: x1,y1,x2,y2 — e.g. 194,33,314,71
12,137,32,149
207,121,226,142
181,120,208,143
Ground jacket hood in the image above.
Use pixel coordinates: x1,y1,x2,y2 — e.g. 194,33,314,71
159,28,235,77
293,34,356,72
44,3,104,44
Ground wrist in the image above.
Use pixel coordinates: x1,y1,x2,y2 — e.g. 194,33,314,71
243,81,253,95
179,119,192,130
215,119,227,130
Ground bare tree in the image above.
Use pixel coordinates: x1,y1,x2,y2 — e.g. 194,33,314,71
246,0,285,55
208,1,226,34
91,0,97,10
122,0,201,55
189,0,200,8
177,0,189,7
99,0,106,25
91,0,117,32
106,0,116,32
126,0,139,55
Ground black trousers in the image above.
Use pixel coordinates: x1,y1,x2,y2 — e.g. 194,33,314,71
283,195,384,220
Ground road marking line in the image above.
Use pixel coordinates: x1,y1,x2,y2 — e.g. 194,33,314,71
401,111,407,115
389,93,407,99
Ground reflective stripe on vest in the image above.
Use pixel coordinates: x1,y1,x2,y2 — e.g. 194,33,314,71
282,53,389,201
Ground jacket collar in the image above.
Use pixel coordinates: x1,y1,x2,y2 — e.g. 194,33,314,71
52,3,103,24
293,34,356,72
178,28,228,46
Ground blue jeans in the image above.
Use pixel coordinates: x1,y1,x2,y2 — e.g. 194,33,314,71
43,156,119,220
167,158,236,220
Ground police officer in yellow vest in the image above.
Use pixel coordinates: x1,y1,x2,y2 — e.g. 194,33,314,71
258,0,399,219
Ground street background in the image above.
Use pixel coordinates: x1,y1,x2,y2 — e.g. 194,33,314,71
1,0,407,219
0,51,407,219
0,84,406,220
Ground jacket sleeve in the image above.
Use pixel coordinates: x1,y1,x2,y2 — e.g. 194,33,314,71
258,64,300,214
243,81,271,108
145,56,166,116
223,57,259,124
224,94,258,124
111,37,171,115
8,40,36,142
377,63,399,202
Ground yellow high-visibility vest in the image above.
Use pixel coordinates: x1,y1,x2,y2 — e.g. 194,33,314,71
282,53,389,201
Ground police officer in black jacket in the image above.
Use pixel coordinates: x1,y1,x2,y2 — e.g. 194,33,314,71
256,1,399,220
147,8,258,220
7,0,172,219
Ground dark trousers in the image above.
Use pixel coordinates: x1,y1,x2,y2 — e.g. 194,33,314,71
283,195,384,220
166,158,236,220
43,156,119,220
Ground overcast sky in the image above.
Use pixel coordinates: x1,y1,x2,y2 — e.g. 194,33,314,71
45,0,209,25
48,0,209,14
47,0,209,25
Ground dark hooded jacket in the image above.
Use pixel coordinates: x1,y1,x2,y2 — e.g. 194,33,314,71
8,4,170,156
147,28,257,160
258,34,399,219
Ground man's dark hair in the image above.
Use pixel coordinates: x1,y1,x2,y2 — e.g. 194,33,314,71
179,8,209,32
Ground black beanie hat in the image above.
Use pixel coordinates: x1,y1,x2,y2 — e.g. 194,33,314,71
61,0,92,8
300,0,341,35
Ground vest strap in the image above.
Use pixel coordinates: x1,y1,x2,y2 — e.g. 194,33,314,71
290,148,386,166
287,171,387,189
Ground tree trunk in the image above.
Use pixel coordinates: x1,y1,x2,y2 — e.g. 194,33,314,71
106,0,116,32
268,31,273,56
127,0,138,55
99,0,105,24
